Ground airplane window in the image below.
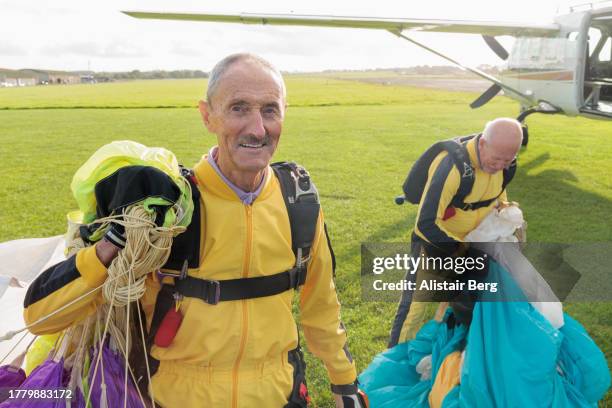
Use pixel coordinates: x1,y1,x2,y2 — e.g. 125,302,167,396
588,27,602,57
598,37,612,62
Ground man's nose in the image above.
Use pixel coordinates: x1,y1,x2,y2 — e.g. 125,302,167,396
246,111,266,138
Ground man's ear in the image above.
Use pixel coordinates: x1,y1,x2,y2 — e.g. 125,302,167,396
198,100,214,132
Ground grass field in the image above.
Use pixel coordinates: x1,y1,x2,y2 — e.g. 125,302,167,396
0,76,610,406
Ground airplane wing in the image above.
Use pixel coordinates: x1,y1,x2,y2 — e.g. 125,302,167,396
121,11,559,37
122,10,547,106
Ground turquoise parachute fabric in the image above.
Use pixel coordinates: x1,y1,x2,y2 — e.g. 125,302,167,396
558,315,611,403
359,318,467,408
359,260,611,407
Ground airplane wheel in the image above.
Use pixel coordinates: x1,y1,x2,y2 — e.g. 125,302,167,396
521,124,529,147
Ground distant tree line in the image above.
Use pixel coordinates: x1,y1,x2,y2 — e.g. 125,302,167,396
94,70,208,81
320,65,501,76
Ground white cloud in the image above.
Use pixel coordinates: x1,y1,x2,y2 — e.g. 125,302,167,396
40,41,148,58
0,42,27,56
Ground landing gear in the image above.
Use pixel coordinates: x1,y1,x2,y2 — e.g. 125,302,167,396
516,108,536,147
515,102,562,148
521,124,529,147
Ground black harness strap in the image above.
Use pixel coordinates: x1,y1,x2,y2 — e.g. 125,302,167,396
272,161,320,262
443,139,475,210
159,167,202,272
457,158,516,211
173,266,308,305
447,134,517,211
169,162,320,305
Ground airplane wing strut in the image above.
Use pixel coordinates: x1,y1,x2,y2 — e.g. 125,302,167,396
391,30,533,106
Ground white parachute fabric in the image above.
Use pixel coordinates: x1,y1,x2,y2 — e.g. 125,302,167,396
464,205,524,242
0,276,10,300
465,205,564,329
0,236,66,363
0,236,66,288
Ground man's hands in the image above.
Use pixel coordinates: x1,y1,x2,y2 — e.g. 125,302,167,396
95,237,121,267
332,383,369,408
95,219,126,267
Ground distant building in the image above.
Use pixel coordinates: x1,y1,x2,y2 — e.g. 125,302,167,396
17,69,80,85
18,69,51,84
0,74,36,87
17,78,36,86
80,75,96,84
49,73,80,84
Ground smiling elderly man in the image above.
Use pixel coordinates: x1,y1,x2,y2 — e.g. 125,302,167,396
389,118,523,347
23,53,366,408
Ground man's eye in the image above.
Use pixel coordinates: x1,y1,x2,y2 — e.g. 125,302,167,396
231,105,248,113
263,107,279,116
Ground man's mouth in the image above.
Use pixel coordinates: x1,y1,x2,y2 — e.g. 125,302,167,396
239,142,267,149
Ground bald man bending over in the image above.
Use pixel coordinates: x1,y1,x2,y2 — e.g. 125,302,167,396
389,118,523,347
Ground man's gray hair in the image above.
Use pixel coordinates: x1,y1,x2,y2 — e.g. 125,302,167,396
206,53,286,105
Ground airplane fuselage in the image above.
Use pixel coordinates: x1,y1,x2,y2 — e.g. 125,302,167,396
500,7,612,120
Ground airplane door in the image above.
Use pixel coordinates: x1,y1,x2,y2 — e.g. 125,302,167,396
580,8,612,118
501,11,590,116
504,34,582,115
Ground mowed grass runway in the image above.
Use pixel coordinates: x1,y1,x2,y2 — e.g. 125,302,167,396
1,77,610,406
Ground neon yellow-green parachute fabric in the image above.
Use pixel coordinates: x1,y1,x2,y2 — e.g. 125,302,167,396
70,140,193,230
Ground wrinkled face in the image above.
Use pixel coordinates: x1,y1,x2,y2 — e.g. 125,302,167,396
200,61,285,174
478,137,519,174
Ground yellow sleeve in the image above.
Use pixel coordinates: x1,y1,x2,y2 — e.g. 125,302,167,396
414,153,463,245
299,211,357,386
23,245,107,334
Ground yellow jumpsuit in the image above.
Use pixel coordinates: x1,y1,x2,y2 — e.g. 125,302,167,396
24,157,357,407
393,136,509,344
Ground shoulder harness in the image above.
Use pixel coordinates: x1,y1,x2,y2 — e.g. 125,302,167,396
169,161,321,305
402,134,516,211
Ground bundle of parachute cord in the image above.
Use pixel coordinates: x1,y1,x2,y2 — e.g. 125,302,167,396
84,202,188,407
0,141,193,408
82,205,186,306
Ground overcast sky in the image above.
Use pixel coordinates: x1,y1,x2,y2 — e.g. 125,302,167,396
0,0,571,72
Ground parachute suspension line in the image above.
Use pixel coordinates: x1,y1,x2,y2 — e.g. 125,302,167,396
67,316,93,406
102,205,185,307
0,330,30,365
87,277,120,406
99,305,148,408
91,204,183,408
135,299,155,407
0,204,185,343
124,267,132,408
0,266,132,343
